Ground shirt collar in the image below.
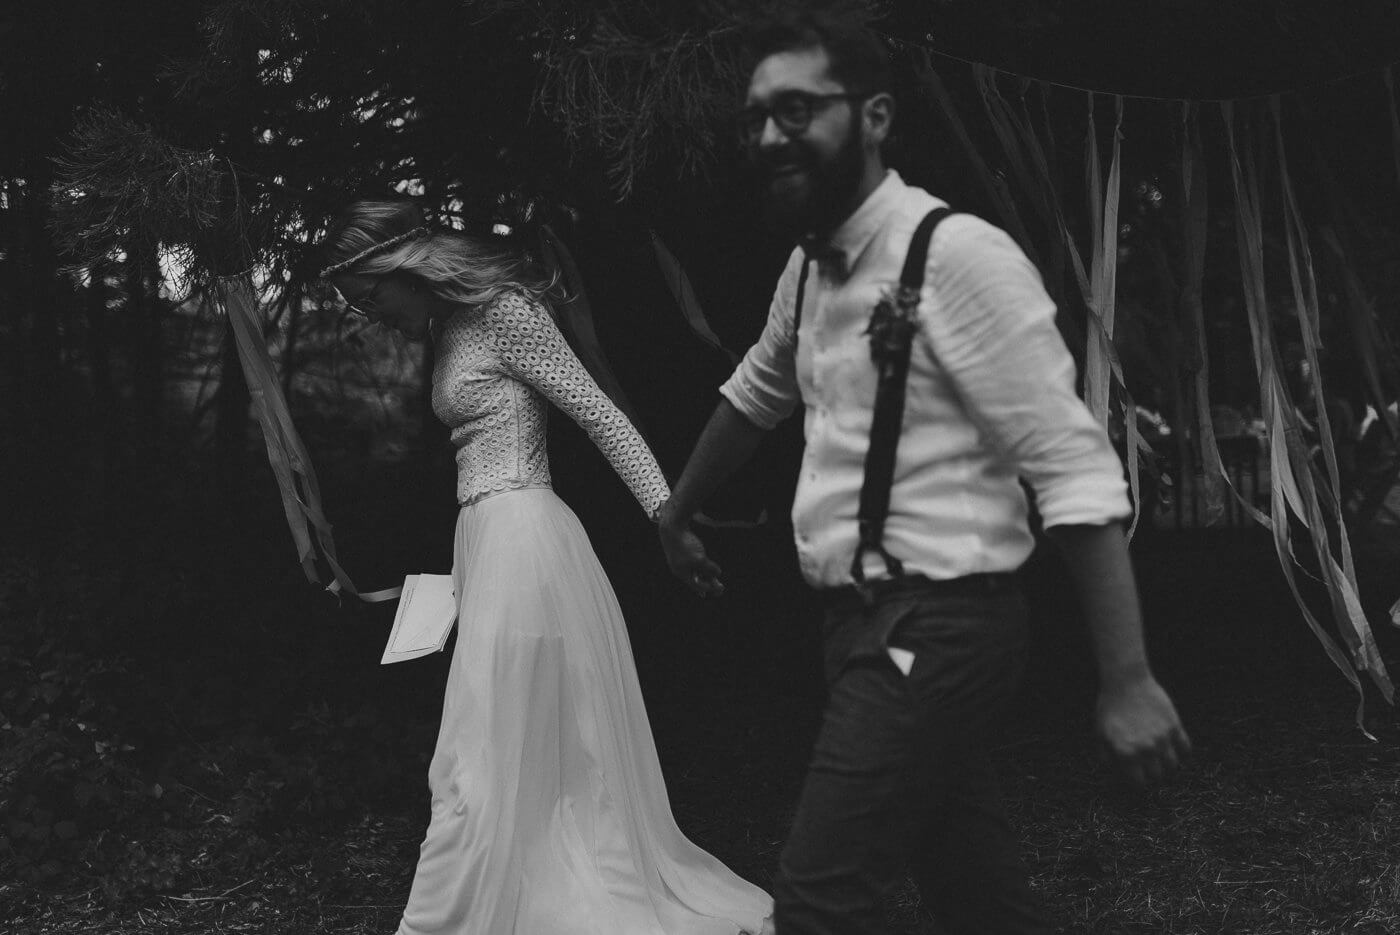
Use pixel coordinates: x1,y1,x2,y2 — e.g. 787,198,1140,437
802,170,908,274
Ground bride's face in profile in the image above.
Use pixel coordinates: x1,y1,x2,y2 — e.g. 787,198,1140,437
334,272,438,340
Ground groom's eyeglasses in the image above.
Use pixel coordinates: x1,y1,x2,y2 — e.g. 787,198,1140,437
737,90,871,146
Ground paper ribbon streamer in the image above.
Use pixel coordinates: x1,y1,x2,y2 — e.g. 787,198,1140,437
537,224,650,438
1223,102,1392,733
650,231,740,366
215,274,400,603
1081,94,1142,537
1319,228,1400,456
921,58,1399,714
1302,129,1400,444
1273,96,1394,688
1084,93,1119,425
1273,96,1350,545
647,232,771,528
542,226,766,529
1177,104,1230,526
1030,84,1069,303
967,71,1144,534
972,67,1052,249
922,58,1039,267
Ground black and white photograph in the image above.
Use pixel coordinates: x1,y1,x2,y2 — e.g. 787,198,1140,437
3,2,1400,933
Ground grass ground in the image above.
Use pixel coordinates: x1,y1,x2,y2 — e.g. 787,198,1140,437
3,459,1399,934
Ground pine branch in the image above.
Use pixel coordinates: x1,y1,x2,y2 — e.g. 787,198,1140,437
531,0,885,198
47,109,320,295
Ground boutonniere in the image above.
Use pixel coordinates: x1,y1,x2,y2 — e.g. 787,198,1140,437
865,285,922,363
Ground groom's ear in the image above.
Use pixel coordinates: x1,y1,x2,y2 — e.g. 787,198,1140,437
863,92,895,148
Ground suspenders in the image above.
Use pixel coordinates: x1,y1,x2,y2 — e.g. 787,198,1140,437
793,207,958,595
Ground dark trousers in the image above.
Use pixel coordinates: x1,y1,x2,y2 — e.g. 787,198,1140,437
772,577,1053,935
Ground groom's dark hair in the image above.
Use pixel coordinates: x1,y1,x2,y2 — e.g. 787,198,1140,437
746,8,893,96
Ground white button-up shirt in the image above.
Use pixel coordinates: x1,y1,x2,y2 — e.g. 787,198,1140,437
720,171,1131,588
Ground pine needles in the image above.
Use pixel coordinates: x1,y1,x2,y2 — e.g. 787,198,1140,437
533,0,882,199
47,109,258,292
537,14,747,200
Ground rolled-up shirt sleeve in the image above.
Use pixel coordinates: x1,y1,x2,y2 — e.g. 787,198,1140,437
719,250,804,431
920,217,1132,528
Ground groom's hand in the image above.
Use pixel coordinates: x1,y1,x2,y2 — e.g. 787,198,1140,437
658,503,725,598
1096,670,1191,787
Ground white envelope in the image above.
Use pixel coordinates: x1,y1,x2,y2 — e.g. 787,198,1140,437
380,574,457,664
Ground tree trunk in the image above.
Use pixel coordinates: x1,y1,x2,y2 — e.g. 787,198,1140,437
86,263,114,398
85,261,123,499
1,179,27,436
126,242,164,437
18,166,73,571
23,168,63,436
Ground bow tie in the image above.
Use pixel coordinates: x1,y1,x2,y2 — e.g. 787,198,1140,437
798,236,846,272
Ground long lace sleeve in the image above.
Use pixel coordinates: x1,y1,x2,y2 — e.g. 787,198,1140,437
486,292,670,517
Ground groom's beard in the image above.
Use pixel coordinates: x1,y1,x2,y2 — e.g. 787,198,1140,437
758,121,866,240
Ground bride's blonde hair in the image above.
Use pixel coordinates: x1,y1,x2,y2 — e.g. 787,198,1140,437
320,199,560,308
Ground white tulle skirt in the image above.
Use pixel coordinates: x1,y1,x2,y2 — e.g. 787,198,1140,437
396,487,771,935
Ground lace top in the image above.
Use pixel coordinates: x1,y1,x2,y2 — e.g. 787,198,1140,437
430,291,669,517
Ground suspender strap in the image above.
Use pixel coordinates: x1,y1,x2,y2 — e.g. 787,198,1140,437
850,207,957,593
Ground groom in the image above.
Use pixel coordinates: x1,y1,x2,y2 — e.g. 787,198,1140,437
658,10,1191,935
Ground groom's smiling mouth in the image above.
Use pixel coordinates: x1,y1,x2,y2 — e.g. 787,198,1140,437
765,163,811,191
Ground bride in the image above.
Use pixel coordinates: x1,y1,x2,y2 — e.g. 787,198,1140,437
319,199,773,935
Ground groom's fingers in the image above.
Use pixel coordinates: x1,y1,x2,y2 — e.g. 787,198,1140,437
689,560,725,598
691,572,724,597
699,578,725,598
